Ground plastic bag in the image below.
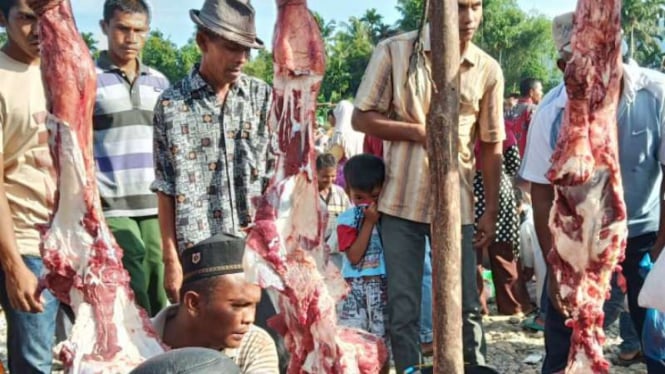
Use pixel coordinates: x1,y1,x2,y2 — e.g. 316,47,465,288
638,254,665,361
639,248,665,313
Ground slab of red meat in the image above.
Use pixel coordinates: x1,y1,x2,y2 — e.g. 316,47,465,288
243,1,387,372
546,1,626,373
28,1,165,372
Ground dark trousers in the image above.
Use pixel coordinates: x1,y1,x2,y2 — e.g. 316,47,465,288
478,242,533,315
542,233,665,373
380,214,486,372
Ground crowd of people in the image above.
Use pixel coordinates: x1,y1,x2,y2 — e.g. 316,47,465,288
1,0,664,373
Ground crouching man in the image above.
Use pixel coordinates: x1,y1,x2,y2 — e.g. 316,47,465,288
151,233,279,374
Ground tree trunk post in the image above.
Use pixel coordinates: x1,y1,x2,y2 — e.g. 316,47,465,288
428,0,463,373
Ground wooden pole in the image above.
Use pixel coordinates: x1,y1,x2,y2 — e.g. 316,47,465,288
427,0,463,373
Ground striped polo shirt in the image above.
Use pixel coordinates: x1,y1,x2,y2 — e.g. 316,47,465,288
93,51,169,218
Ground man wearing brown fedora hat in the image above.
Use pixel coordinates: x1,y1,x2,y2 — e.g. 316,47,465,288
151,0,272,304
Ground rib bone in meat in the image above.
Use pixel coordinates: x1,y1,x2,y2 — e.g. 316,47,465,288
29,1,165,372
243,1,388,373
546,1,626,373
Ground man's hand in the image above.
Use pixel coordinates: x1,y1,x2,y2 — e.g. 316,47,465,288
163,258,183,304
5,264,44,313
547,273,570,318
473,211,497,249
364,203,381,225
415,125,427,148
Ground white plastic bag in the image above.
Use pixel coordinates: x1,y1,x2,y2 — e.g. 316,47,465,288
639,247,665,313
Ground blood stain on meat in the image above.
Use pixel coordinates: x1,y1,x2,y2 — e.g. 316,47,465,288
29,1,165,372
243,1,387,373
546,1,626,373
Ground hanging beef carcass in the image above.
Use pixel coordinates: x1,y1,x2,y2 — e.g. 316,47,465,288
243,0,388,373
546,0,626,373
28,1,165,372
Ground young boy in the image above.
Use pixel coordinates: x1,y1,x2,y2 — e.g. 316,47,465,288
317,153,350,241
335,154,389,365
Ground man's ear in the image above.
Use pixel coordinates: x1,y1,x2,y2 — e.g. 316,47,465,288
183,291,202,317
99,19,108,36
196,32,207,53
0,11,8,29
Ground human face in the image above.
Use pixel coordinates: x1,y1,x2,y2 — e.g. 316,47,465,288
194,274,262,350
198,31,250,86
458,0,483,44
0,0,40,64
101,10,149,67
530,82,543,104
317,166,337,192
348,186,381,207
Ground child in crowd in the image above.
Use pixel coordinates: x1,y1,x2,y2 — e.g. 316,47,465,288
335,154,389,371
317,153,351,241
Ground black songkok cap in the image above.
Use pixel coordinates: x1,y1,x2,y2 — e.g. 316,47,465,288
181,233,245,284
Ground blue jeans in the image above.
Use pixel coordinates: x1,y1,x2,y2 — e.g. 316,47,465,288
129,348,240,374
420,240,433,343
603,273,641,353
0,256,59,374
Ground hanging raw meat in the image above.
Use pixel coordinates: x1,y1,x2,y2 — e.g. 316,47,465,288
243,1,387,373
546,0,626,373
28,1,165,372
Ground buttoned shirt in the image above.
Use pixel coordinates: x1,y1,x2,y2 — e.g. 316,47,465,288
151,65,272,251
354,25,505,224
520,63,665,238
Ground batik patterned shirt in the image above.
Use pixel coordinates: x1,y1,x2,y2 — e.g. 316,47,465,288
151,65,272,252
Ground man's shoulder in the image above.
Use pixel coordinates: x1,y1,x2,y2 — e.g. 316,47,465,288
143,66,170,84
239,74,272,97
632,66,665,101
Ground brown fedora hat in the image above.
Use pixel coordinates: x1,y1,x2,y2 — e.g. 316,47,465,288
190,0,264,49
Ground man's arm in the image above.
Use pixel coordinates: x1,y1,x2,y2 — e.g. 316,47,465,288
351,109,425,145
531,182,554,260
157,192,181,303
651,165,665,260
0,153,44,313
151,98,181,302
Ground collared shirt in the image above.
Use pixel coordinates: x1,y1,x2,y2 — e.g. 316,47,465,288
93,51,169,218
151,305,279,374
320,184,350,240
520,63,665,238
151,65,272,251
354,25,506,224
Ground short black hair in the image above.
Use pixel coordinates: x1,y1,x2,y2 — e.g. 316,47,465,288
0,0,17,18
343,154,385,192
316,153,337,171
103,0,150,23
519,78,541,97
327,109,334,118
508,92,520,99
179,275,220,303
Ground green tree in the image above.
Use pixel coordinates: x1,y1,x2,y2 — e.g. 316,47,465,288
141,30,181,81
360,8,397,44
0,32,7,46
622,0,665,68
81,32,99,58
244,49,273,84
395,0,560,92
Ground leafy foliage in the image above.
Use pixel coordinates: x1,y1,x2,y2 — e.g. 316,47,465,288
622,0,665,68
0,32,7,46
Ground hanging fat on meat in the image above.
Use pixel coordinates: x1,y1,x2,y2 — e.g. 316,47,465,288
243,0,388,373
546,1,626,373
28,1,165,372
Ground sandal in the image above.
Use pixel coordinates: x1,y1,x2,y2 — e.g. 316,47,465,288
611,350,643,367
521,315,545,332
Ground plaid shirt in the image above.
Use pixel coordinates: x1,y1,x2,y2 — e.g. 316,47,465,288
151,65,272,252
